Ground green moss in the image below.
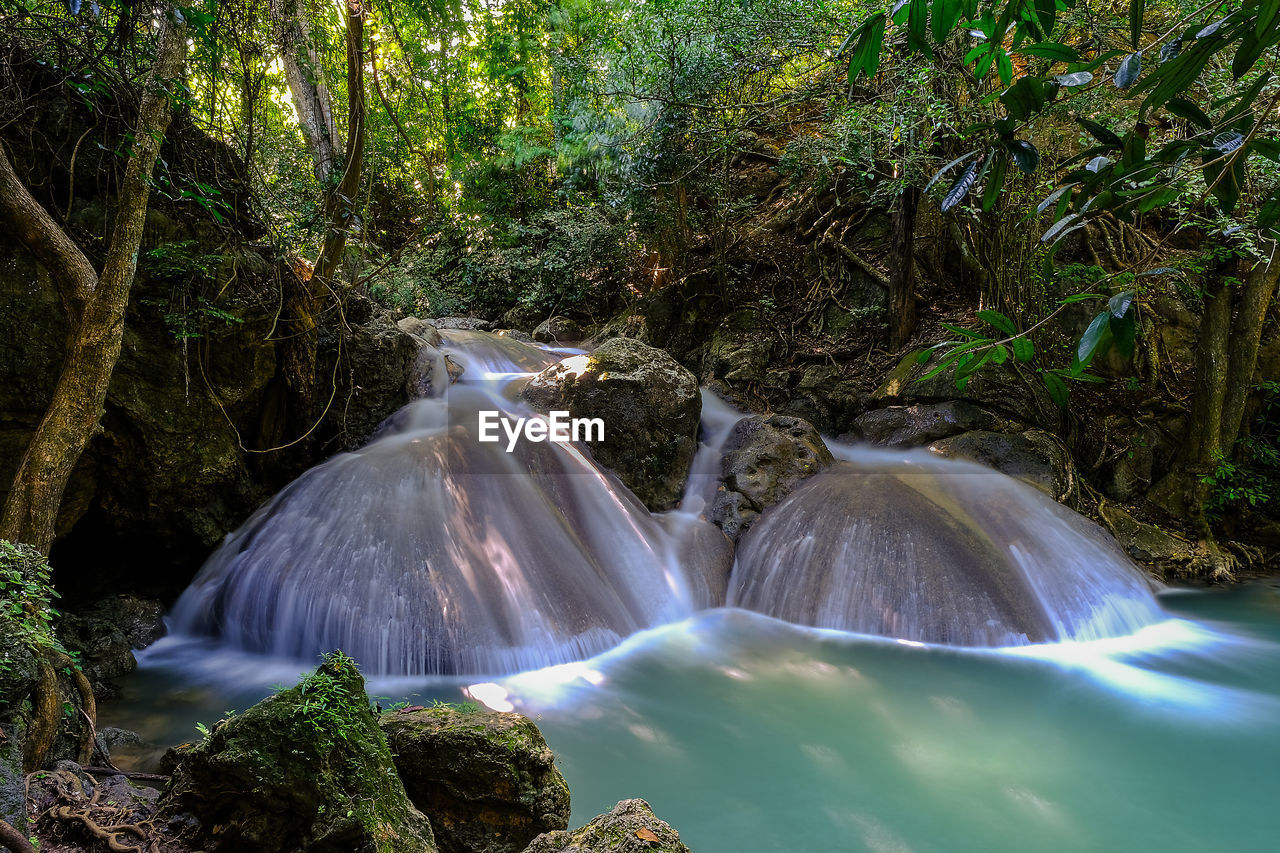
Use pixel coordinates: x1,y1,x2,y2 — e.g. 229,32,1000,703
163,650,434,853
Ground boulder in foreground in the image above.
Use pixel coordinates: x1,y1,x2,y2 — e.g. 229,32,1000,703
381,705,570,853
159,651,435,853
523,799,692,853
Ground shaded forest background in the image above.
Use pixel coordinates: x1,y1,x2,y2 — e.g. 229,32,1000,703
1,0,1278,587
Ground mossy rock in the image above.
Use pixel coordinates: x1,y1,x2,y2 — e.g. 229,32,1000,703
380,705,570,853
159,653,435,853
521,337,701,511
523,799,692,853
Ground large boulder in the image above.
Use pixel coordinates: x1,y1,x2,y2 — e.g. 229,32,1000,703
57,594,166,697
521,338,701,510
1097,502,1200,580
159,653,435,853
853,401,1006,447
929,430,1079,508
380,706,570,853
523,799,692,853
873,351,1061,432
710,415,834,541
533,316,583,344
701,309,772,385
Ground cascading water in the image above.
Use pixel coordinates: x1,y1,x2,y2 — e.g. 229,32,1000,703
727,445,1166,646
168,328,1170,678
167,331,716,675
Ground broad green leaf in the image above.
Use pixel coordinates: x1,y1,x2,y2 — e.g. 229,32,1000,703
1007,139,1040,174
1055,71,1093,86
982,152,1008,212
1042,371,1069,407
932,0,963,43
941,156,983,212
1166,97,1213,128
908,0,931,56
1108,289,1135,318
1042,213,1080,242
1130,0,1145,49
1078,119,1122,148
924,150,979,192
1018,42,1080,62
1038,184,1075,214
1000,77,1046,121
1012,337,1035,362
977,309,1016,334
1259,190,1280,229
1111,315,1136,358
992,344,1009,365
1076,311,1113,364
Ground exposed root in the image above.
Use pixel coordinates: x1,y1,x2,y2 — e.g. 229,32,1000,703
0,817,37,853
30,768,163,853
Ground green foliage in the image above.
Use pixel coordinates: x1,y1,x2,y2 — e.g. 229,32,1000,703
0,539,62,654
371,202,637,319
1203,380,1280,518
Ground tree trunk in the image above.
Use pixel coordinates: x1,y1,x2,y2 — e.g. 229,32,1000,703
310,0,367,287
0,13,188,554
888,186,920,350
1160,244,1280,538
269,0,342,185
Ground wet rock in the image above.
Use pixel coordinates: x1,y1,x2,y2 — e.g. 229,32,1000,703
497,329,537,344
523,799,692,853
159,653,434,853
58,594,166,697
398,317,444,348
431,317,497,331
702,309,771,384
0,626,36,831
710,415,834,540
380,706,570,853
854,401,1004,447
1097,502,1198,579
501,304,545,332
929,429,1079,507
532,316,583,344
873,351,1061,432
521,338,701,511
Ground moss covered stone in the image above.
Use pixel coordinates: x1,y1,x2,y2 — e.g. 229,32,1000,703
159,652,435,853
523,799,693,853
380,705,570,853
520,337,701,511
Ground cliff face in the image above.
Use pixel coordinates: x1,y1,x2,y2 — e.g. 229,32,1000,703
0,64,415,600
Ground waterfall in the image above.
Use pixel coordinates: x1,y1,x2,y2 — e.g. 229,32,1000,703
169,329,1171,676
727,447,1165,646
168,332,715,675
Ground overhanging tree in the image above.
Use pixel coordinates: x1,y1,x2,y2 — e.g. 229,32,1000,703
0,8,190,553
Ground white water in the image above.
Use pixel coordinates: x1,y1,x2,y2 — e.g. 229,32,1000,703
729,447,1165,646
168,332,720,675
168,330,1169,675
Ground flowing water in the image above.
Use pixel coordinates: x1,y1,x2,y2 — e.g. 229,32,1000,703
112,330,1280,851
